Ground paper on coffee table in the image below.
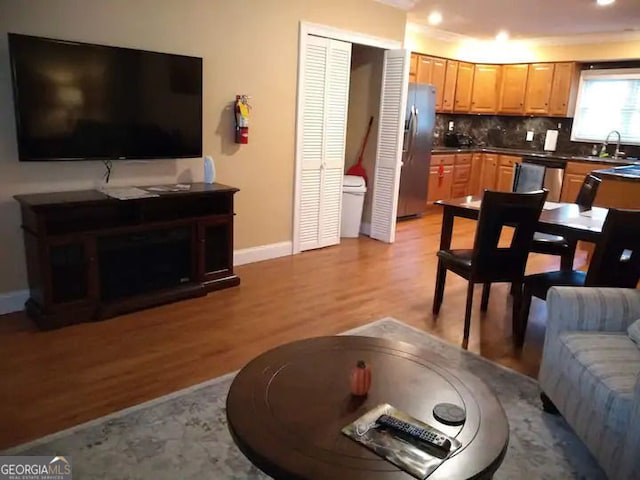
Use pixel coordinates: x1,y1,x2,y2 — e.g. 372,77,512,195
342,403,462,479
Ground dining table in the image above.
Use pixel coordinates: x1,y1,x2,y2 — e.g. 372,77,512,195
435,196,608,253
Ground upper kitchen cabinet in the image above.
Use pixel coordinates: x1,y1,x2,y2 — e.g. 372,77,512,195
432,58,447,110
454,62,474,112
498,64,528,114
416,55,434,84
549,62,580,117
410,53,419,82
442,61,458,112
471,64,501,113
524,63,555,115
415,55,447,110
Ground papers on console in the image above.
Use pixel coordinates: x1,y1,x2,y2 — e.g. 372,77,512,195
100,187,159,200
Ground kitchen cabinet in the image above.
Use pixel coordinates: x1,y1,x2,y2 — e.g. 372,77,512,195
498,64,528,114
454,62,474,112
560,174,586,203
452,153,472,197
480,154,499,191
471,64,501,113
470,153,483,195
428,165,454,202
428,154,455,202
549,62,579,117
409,53,419,81
432,58,447,110
496,155,520,192
560,161,611,202
442,61,458,112
524,63,555,115
496,165,515,192
416,55,434,85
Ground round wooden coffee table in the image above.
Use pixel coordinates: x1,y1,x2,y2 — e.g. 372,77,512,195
227,336,509,479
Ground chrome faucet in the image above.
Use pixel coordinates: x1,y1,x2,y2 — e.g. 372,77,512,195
600,130,624,159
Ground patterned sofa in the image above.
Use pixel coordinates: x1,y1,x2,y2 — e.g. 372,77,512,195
539,287,640,479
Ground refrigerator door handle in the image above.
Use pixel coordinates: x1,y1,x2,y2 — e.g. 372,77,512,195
404,105,416,161
411,109,419,158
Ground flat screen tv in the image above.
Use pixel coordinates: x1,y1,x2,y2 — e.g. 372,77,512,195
8,33,203,161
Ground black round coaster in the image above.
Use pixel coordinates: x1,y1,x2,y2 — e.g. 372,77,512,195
433,403,466,426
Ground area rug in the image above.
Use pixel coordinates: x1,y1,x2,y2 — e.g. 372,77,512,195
4,318,605,479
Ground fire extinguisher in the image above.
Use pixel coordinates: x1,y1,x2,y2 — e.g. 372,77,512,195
438,164,445,186
235,95,251,144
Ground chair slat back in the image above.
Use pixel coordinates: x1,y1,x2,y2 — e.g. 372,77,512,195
472,190,548,281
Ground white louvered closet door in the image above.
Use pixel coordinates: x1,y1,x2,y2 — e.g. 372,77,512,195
370,49,410,243
298,35,351,251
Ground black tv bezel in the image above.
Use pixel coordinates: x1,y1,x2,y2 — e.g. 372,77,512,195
8,33,204,162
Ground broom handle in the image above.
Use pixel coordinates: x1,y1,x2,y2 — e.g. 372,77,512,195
358,117,374,165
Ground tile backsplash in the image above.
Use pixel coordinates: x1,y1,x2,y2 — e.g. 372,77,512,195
435,114,640,159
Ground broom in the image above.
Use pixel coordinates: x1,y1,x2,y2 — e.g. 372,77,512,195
346,116,373,185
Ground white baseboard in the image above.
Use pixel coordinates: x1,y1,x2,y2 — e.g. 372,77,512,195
233,241,293,266
0,290,29,315
360,222,371,236
0,242,293,316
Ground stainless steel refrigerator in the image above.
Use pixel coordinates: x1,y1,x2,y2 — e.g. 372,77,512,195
397,83,436,218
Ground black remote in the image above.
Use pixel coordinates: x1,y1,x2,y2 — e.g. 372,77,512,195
377,414,452,452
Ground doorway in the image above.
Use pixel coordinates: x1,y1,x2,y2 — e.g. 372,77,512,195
292,23,409,254
344,44,384,237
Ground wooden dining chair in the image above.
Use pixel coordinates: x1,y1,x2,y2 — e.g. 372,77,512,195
529,174,601,271
433,189,548,345
516,208,640,346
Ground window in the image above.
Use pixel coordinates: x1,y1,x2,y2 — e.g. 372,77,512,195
571,69,640,146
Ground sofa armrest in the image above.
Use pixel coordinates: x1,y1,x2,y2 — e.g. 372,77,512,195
620,375,640,479
546,287,640,338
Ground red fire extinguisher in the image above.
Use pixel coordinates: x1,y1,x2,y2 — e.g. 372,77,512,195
235,95,251,144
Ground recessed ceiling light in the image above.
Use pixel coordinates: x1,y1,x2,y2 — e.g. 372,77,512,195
428,11,443,26
496,31,509,42
596,0,615,5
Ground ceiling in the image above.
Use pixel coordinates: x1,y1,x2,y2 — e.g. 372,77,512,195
378,0,640,41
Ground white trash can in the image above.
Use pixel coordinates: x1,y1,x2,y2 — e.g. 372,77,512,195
341,175,367,238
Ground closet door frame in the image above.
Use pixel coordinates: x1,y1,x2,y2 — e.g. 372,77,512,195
293,22,401,254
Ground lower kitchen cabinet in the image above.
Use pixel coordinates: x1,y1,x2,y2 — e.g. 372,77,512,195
470,154,483,195
452,154,472,197
496,165,515,192
480,154,499,191
560,174,585,202
496,155,520,192
560,161,611,202
428,164,454,202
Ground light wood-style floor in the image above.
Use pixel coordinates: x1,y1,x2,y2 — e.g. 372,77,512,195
0,210,582,449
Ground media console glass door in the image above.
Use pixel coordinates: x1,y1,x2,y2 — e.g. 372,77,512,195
198,218,233,282
46,239,93,306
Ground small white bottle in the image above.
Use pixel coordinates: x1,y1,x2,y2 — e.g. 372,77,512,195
204,155,216,184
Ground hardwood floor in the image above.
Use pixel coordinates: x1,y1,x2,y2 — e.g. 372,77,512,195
0,211,583,449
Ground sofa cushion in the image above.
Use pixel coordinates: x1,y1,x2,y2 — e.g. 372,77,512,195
558,332,640,433
629,319,640,346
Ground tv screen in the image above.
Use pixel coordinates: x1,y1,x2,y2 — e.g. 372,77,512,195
8,34,203,161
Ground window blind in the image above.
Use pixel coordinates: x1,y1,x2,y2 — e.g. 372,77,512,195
571,69,640,146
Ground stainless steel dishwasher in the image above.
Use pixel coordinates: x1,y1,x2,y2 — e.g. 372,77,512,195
522,157,567,201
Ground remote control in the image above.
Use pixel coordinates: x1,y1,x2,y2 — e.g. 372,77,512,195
377,414,452,452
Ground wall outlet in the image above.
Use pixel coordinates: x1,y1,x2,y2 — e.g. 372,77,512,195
526,131,534,142
448,121,454,131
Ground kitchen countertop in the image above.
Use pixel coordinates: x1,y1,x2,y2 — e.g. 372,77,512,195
431,146,637,166
593,165,640,182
